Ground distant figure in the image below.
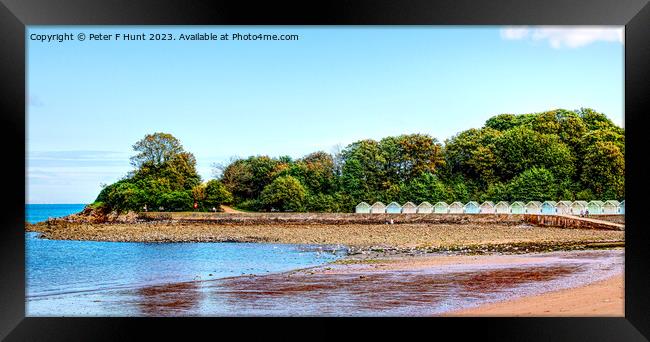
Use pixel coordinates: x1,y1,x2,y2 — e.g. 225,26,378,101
193,202,198,211
580,209,584,217
585,209,590,217
143,204,147,212
211,206,217,212
159,206,164,211
390,219,394,225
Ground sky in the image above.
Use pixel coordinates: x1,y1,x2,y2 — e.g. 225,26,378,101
27,26,624,204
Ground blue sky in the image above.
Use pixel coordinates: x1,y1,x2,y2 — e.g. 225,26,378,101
27,26,624,204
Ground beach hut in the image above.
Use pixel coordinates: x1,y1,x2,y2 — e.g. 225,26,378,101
433,202,449,214
448,202,464,214
416,201,433,214
402,202,417,214
464,201,480,214
510,201,525,214
541,201,557,215
386,202,402,214
370,202,386,214
620,200,625,214
570,201,588,215
479,201,495,214
602,200,621,214
525,201,542,214
587,201,605,215
556,201,573,215
355,202,371,214
495,201,510,214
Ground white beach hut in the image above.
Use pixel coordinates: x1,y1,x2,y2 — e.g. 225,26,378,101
495,201,510,214
571,201,588,215
525,201,542,214
602,200,621,214
448,202,464,214
370,202,386,214
556,201,573,215
479,201,495,214
401,201,417,214
416,201,433,214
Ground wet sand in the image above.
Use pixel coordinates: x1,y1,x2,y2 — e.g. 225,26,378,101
28,248,622,316
444,273,624,316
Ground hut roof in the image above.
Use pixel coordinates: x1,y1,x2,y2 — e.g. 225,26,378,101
402,201,417,208
449,201,464,207
371,202,386,208
588,200,605,206
573,201,588,206
433,202,449,207
480,201,495,207
417,201,433,208
526,201,542,207
542,201,557,206
557,201,573,206
510,201,525,207
495,201,510,207
356,202,370,208
464,201,479,208
604,200,620,206
386,202,401,208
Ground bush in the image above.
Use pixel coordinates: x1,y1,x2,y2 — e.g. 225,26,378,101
159,191,193,211
260,175,306,212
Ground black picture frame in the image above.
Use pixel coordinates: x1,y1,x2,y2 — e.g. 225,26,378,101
1,0,648,340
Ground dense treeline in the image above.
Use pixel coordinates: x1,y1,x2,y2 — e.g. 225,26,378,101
94,108,624,212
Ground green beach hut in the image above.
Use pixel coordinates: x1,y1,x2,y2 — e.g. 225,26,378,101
416,201,433,214
587,201,604,215
510,201,525,214
355,202,371,214
433,202,449,214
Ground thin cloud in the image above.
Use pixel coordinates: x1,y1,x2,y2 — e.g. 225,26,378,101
501,26,624,48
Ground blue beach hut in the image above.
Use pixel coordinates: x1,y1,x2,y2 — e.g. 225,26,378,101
463,201,480,214
541,201,557,215
620,200,625,214
386,202,402,214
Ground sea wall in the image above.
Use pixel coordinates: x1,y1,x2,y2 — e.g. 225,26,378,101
523,214,624,231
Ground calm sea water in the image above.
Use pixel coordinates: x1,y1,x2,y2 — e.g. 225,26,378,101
26,203,86,224
25,204,346,316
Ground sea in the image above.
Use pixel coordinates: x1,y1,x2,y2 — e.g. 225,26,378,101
25,204,346,316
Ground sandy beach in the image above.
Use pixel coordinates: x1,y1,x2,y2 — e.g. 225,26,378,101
444,273,624,316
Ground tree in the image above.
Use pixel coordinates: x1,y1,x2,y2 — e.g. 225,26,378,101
260,175,307,211
204,180,233,208
506,168,558,202
581,141,625,199
130,132,184,169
